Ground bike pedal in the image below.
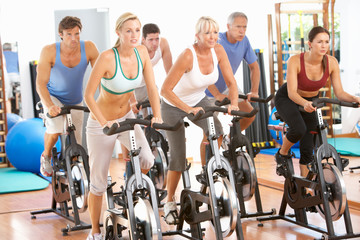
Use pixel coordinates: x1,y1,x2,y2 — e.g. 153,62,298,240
305,205,318,213
341,157,349,169
106,181,117,191
223,150,230,158
276,165,286,177
195,173,207,186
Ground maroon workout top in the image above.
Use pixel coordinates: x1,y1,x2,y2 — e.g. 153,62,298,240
297,52,329,91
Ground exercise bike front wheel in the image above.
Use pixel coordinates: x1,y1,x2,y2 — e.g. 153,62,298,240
208,175,238,238
103,212,116,240
150,146,168,190
133,197,160,240
71,157,89,213
315,163,346,221
235,152,256,201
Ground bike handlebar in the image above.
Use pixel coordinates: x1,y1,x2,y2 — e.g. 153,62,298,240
312,98,359,108
215,94,274,106
46,105,90,118
187,106,258,121
136,100,151,110
103,118,183,136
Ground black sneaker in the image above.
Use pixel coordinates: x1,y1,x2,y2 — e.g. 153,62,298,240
275,150,292,177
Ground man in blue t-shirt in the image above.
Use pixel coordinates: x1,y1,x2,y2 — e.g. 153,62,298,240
36,16,99,177
206,12,260,130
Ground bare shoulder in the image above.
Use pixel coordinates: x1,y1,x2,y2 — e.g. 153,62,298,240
135,44,148,56
179,47,193,61
39,43,56,63
41,43,56,56
287,54,300,65
84,40,97,50
84,40,99,59
214,44,226,57
327,54,338,65
160,37,170,47
326,54,339,72
99,48,115,60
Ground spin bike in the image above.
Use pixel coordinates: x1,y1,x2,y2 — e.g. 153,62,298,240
215,94,276,222
133,100,170,205
259,98,360,240
103,118,182,240
164,107,257,240
30,104,92,235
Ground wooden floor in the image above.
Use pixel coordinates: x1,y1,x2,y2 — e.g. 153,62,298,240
2,152,360,240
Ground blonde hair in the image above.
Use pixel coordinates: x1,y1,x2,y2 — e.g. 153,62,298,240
194,16,219,43
114,12,141,48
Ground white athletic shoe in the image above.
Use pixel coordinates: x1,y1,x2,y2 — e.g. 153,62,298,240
40,154,52,177
164,201,179,225
86,233,102,240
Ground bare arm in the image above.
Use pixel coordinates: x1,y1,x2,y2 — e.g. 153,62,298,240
138,45,162,120
330,56,360,104
160,38,173,74
85,40,100,67
129,92,139,114
207,84,227,101
215,44,239,112
247,60,260,99
161,48,197,114
84,50,113,127
35,44,61,116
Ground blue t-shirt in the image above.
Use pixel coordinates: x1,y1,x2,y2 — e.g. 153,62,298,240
47,41,88,105
205,32,257,97
3,51,19,74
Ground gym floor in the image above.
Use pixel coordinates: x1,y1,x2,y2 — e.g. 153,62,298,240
1,153,360,240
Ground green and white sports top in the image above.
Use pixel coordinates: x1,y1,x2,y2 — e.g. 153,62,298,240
101,47,143,95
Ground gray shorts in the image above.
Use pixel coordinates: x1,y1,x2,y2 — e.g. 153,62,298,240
161,97,224,171
43,95,84,143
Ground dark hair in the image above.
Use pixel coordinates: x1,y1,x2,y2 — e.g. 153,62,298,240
58,16,82,34
142,23,160,39
308,26,330,42
308,26,330,72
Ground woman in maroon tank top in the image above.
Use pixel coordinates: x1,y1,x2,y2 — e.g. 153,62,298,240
274,26,360,178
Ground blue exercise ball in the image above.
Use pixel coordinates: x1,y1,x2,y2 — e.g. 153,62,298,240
269,107,300,148
5,118,61,174
7,113,23,132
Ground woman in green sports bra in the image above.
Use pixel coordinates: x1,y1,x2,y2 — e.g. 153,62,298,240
83,12,162,240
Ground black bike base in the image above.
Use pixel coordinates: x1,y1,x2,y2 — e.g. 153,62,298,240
30,207,93,236
258,213,360,240
30,197,97,236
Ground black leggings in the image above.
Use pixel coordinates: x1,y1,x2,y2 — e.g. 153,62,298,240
274,84,317,165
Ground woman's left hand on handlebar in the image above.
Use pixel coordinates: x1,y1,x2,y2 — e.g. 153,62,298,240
102,120,119,129
246,92,259,102
130,102,140,114
355,96,360,106
228,104,239,115
151,116,163,127
304,101,316,113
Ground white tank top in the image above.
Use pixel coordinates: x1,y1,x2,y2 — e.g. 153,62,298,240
150,42,162,66
138,43,163,87
163,45,219,107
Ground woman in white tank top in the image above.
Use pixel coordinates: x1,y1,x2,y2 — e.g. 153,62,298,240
160,16,239,225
